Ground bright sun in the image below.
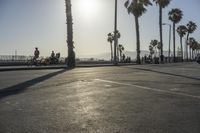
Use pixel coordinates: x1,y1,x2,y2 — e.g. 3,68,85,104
78,0,99,18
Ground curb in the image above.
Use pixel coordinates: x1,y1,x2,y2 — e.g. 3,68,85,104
0,63,137,71
0,66,68,72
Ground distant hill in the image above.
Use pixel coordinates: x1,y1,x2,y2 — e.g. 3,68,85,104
78,50,169,61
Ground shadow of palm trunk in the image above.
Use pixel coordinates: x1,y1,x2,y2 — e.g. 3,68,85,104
0,69,68,99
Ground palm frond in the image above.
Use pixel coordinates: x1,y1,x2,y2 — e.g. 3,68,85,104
168,8,183,24
124,0,130,8
186,21,197,33
153,0,171,8
176,25,187,37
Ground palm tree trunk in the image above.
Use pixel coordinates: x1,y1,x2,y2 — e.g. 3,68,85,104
173,22,176,62
180,37,183,62
186,33,189,61
189,46,192,61
168,25,171,63
113,0,118,65
159,6,163,63
119,50,122,62
117,44,119,61
155,47,157,57
110,42,113,61
135,16,141,64
195,50,197,58
65,0,75,68
192,50,194,60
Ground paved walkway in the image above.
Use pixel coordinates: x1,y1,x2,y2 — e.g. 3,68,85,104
0,62,200,133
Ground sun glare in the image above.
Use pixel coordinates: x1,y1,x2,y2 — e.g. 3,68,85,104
78,0,99,18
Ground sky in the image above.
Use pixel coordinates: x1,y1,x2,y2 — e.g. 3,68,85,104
0,0,200,58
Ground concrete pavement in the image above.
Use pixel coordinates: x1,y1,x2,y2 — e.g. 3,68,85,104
0,62,200,133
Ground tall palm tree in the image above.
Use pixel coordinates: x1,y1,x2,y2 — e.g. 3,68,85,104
186,21,197,61
176,25,187,61
113,0,118,65
107,33,114,61
150,39,159,47
125,0,152,64
157,42,161,57
188,37,197,60
191,40,198,59
65,0,75,68
197,42,200,55
153,0,171,63
115,30,121,61
149,45,154,58
150,39,160,57
168,8,183,62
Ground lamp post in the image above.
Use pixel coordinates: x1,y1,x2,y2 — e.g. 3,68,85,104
113,0,118,65
163,23,171,63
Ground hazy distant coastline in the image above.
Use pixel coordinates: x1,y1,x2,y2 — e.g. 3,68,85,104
78,50,169,61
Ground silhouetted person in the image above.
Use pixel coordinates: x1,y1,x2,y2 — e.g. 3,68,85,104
50,51,55,64
160,55,164,63
55,53,60,64
144,55,147,61
33,47,40,65
56,53,60,59
128,57,131,63
197,54,200,64
51,51,55,58
122,54,125,62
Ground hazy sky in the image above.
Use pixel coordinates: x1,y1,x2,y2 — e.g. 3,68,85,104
0,0,199,58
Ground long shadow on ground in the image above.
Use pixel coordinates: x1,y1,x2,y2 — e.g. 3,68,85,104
123,66,200,81
0,69,68,100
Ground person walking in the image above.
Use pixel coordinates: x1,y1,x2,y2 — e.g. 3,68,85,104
33,47,40,65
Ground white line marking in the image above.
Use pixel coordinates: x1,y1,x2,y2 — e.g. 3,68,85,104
95,79,200,100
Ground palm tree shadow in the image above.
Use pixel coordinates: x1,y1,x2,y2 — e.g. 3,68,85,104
0,69,69,99
123,67,200,81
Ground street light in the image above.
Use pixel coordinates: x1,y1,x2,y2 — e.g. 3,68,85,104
162,23,171,63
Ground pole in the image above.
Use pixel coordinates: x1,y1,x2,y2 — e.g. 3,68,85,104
173,23,175,62
168,24,171,62
163,23,171,63
113,0,118,65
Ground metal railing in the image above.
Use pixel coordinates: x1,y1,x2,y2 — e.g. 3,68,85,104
0,55,32,62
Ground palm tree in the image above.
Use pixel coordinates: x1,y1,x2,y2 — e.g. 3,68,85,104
153,0,171,63
150,39,159,47
65,0,75,68
113,0,118,65
125,0,152,64
149,45,154,59
157,42,161,57
168,8,183,62
107,33,114,61
176,25,187,61
191,40,198,59
115,30,121,61
186,21,197,61
197,43,200,55
150,39,160,57
118,44,125,61
188,37,198,60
